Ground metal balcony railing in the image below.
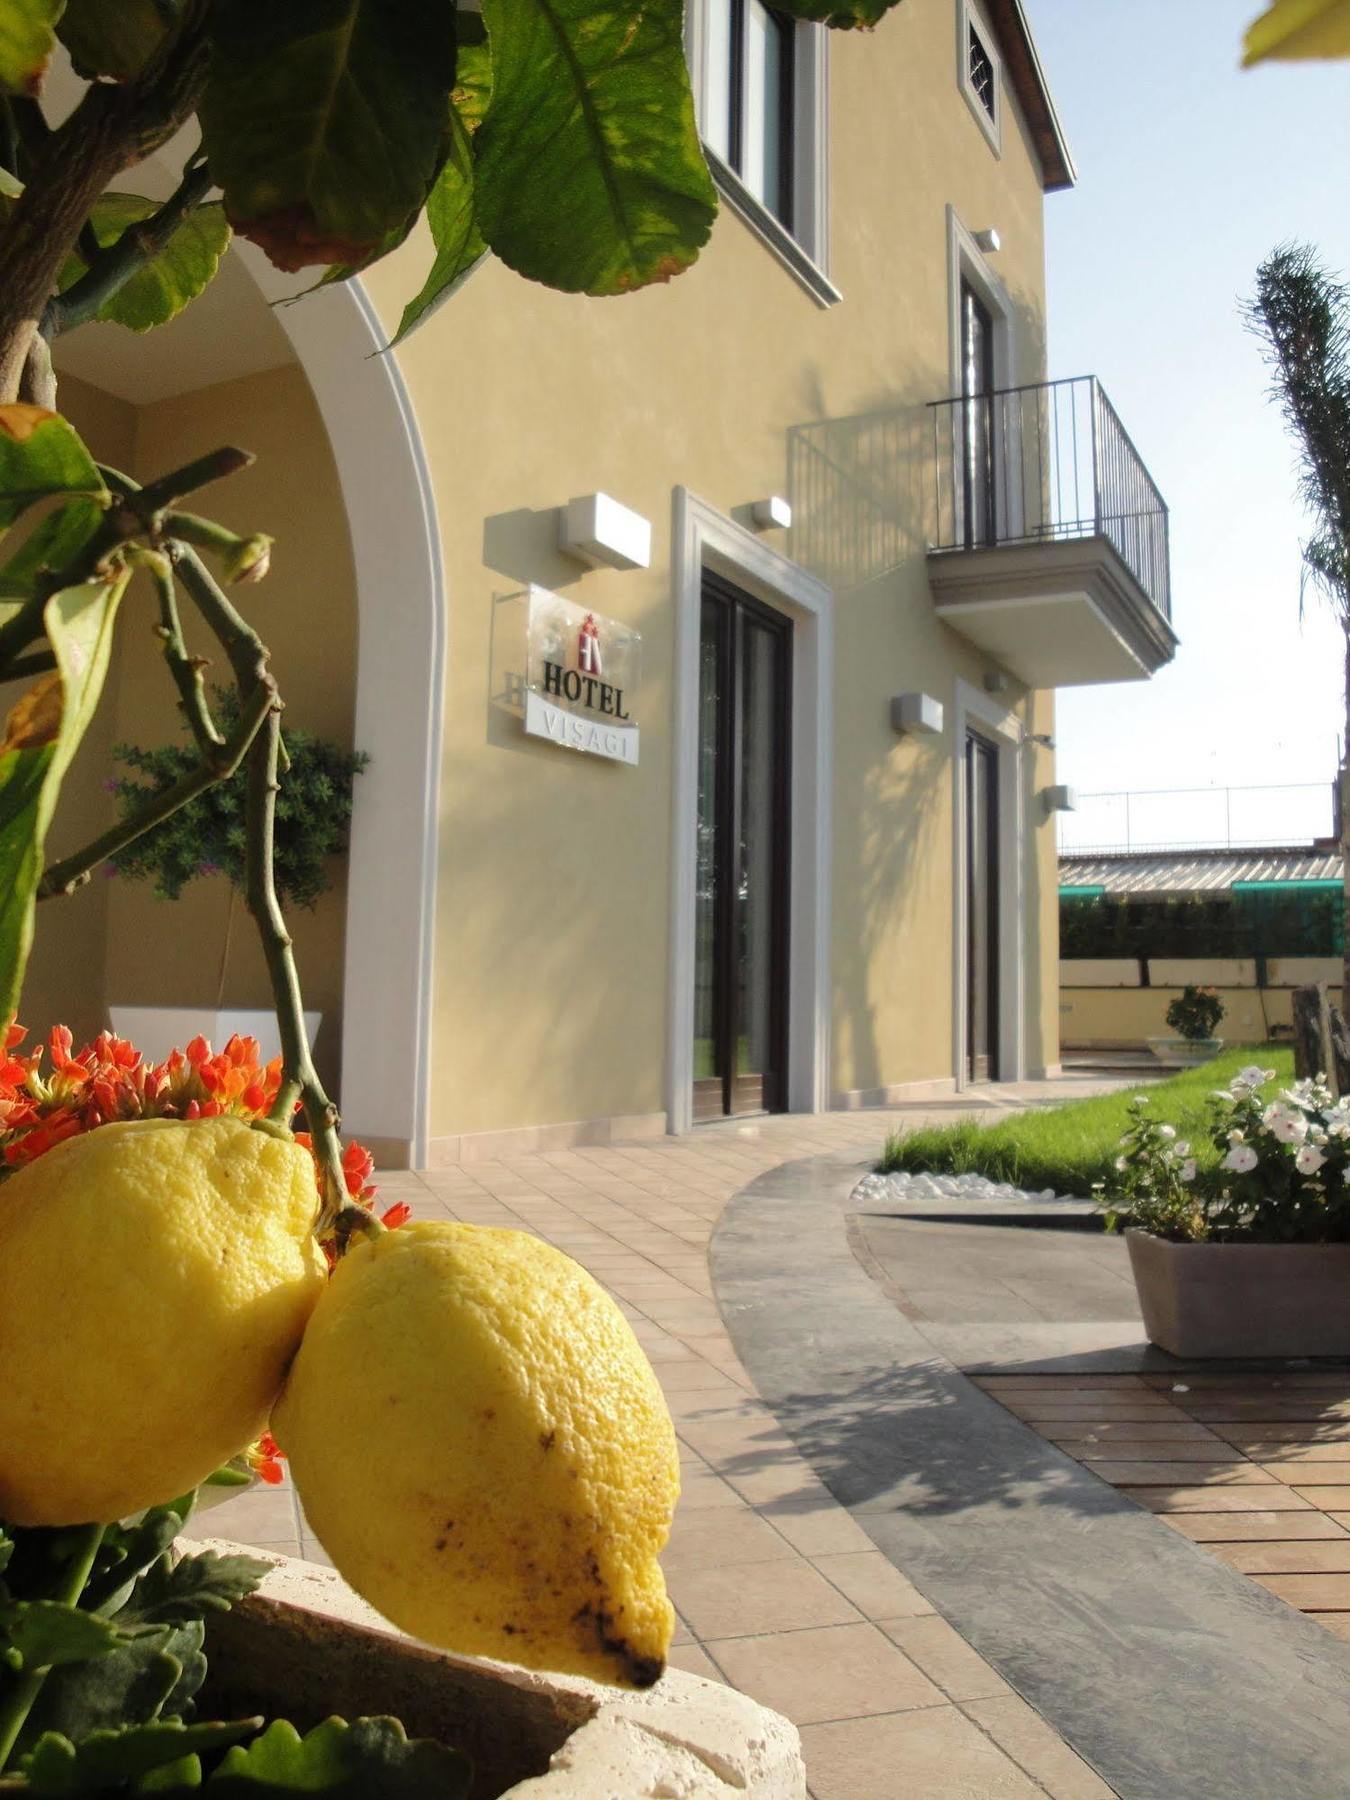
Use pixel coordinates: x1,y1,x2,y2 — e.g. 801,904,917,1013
927,375,1171,622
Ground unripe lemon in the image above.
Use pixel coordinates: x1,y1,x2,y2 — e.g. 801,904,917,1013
273,1222,679,1688
0,1115,325,1526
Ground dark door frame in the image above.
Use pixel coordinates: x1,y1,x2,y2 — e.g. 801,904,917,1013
964,726,1000,1081
960,275,997,549
695,570,793,1121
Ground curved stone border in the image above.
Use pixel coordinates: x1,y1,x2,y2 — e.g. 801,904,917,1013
711,1154,1350,1800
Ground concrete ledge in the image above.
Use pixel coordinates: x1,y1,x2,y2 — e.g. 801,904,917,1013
196,1540,804,1798
831,1077,958,1109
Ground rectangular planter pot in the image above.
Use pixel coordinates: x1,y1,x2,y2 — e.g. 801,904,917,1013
194,1540,804,1799
1126,1228,1350,1358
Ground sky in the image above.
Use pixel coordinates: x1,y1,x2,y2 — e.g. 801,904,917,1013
1028,0,1350,852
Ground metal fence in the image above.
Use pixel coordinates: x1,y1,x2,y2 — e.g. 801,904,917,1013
927,374,1171,621
1058,782,1334,855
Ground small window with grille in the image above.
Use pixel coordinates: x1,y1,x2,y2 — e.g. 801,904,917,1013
968,23,996,120
958,1,1002,152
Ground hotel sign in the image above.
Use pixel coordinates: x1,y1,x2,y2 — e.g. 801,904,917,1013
524,585,641,766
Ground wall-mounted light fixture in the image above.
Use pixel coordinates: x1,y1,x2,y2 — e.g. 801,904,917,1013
750,495,792,531
1029,731,1056,751
557,493,652,571
891,693,944,736
973,227,1001,254
1042,784,1076,813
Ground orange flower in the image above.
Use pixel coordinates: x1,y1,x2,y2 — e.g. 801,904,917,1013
245,1431,286,1485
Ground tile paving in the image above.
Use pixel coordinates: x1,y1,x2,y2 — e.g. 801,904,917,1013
977,1370,1350,1644
203,1091,1120,1798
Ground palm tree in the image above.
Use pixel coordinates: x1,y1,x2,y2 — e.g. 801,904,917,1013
1247,243,1350,1018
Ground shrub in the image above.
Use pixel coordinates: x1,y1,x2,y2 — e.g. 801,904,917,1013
1165,985,1225,1041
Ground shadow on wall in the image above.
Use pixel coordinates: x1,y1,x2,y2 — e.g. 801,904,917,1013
831,727,946,1099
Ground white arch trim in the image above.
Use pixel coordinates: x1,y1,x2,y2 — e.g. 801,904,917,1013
241,249,443,1167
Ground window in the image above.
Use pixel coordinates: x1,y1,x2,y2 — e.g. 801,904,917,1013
967,22,995,121
690,0,837,303
958,0,1002,153
704,0,796,228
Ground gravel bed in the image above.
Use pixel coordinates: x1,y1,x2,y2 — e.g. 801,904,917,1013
853,1168,1087,1208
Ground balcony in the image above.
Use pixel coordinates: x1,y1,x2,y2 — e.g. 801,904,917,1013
926,376,1177,688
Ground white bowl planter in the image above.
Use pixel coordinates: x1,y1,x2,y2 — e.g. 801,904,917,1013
195,1539,805,1798
109,1006,321,1063
1127,1228,1350,1357
1145,1035,1223,1069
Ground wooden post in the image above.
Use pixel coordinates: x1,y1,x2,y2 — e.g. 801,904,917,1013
1293,982,1342,1097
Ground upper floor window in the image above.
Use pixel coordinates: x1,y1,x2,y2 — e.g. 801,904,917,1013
689,0,837,304
703,0,795,228
958,0,1002,154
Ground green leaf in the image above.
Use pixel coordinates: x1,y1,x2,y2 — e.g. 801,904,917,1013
473,0,717,296
83,1511,183,1618
771,0,903,24
24,1721,260,1796
1244,0,1350,64
206,1716,472,1796
200,1,455,272
0,409,109,535
56,0,178,80
0,499,104,601
23,1625,195,1747
119,1550,269,1626
0,571,127,1023
0,1601,119,1671
0,0,61,95
57,194,232,333
0,1529,14,1576
392,115,486,345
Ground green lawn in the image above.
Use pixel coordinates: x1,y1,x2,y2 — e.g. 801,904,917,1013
877,1045,1296,1197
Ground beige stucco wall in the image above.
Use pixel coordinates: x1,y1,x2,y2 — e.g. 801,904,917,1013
1061,986,1289,1047
347,0,1060,1139
15,362,359,1095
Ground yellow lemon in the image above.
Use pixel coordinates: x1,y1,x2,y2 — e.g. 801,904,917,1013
0,1115,325,1526
273,1222,679,1688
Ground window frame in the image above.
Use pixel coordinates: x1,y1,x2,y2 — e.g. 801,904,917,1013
957,0,1003,156
687,0,839,307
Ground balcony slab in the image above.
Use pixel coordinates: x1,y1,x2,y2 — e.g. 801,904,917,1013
927,534,1177,688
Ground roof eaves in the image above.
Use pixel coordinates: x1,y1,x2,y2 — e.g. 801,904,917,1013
985,0,1077,193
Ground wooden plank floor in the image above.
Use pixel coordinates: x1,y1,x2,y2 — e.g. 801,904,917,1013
975,1371,1350,1641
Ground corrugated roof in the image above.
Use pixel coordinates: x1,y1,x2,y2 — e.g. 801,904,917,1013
1059,846,1342,895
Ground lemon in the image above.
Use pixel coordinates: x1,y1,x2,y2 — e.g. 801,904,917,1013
0,1115,325,1526
273,1222,679,1688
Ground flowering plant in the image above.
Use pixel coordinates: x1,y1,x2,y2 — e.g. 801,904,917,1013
1100,1064,1350,1243
1165,985,1225,1042
0,1023,409,1237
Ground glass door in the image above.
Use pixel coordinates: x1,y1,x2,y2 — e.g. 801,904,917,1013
960,278,996,548
965,729,999,1081
693,575,792,1122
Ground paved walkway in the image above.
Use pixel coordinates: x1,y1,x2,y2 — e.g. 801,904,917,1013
206,1084,1127,1799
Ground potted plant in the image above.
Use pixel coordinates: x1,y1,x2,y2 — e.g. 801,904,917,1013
105,689,367,1065
1101,1064,1350,1355
1147,984,1226,1068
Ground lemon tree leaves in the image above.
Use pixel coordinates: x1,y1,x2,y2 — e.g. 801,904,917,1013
770,0,901,22
56,0,179,81
1244,0,1350,62
0,409,108,535
61,195,232,334
0,573,127,1024
0,0,62,96
392,118,485,347
473,0,716,295
200,0,456,273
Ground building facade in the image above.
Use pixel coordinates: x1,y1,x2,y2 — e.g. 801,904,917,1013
38,0,1176,1166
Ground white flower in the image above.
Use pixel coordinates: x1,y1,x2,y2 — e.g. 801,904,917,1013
1114,1155,1128,1171
1228,1129,1246,1144
1296,1145,1327,1176
1238,1065,1269,1088
1179,1159,1197,1182
1223,1144,1259,1174
1273,1115,1310,1146
1157,1124,1176,1140
1175,1141,1191,1157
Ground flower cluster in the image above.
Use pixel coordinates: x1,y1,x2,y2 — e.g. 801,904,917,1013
0,1023,407,1231
1101,1064,1350,1244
